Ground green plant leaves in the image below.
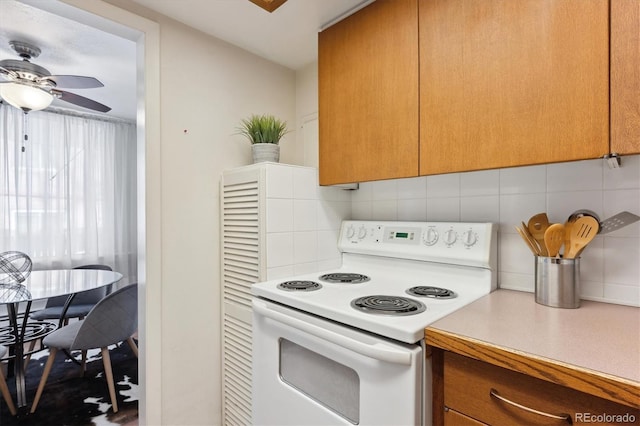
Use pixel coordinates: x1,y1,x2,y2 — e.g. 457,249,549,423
237,114,289,144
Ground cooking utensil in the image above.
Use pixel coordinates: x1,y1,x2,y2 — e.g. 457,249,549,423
515,226,539,255
520,222,542,255
543,223,565,257
527,213,550,256
567,209,600,224
598,211,640,234
564,216,599,259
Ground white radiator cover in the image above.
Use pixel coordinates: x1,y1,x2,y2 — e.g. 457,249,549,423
220,163,350,425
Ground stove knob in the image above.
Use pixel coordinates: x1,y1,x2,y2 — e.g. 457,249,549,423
357,226,367,239
462,230,478,247
422,228,439,246
444,229,457,246
346,225,355,239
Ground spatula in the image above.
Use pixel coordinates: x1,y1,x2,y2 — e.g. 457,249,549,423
598,211,640,234
543,223,565,257
527,213,550,256
564,216,599,259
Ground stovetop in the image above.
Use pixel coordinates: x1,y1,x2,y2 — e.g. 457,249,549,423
251,221,497,344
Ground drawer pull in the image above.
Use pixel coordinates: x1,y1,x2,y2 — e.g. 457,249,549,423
490,388,573,424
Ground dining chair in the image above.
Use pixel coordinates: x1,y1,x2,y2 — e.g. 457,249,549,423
0,344,17,416
30,283,138,414
30,264,113,323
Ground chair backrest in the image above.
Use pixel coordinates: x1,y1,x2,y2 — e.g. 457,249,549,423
67,264,114,305
73,264,113,271
70,283,138,351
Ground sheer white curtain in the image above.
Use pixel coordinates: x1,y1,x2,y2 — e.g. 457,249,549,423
0,103,137,283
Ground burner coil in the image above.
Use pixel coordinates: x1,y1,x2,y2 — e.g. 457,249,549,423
277,280,322,292
351,295,426,316
319,273,370,284
406,286,457,299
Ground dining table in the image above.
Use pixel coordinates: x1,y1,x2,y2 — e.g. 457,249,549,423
0,269,123,410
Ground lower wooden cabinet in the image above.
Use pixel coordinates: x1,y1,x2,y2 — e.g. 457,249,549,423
444,407,487,426
441,352,639,426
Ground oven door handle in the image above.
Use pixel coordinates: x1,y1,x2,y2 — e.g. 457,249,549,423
253,300,413,365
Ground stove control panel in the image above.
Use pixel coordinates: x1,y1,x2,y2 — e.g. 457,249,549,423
339,220,497,269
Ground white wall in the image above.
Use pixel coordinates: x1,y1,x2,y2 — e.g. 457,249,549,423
97,1,298,424
296,62,320,168
158,22,296,426
351,156,640,307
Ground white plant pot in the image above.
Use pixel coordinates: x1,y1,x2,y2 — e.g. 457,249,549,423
252,143,280,163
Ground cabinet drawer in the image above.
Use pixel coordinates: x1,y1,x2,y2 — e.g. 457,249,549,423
444,408,488,426
444,352,640,426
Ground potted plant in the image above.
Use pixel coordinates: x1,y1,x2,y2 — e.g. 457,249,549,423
237,114,289,163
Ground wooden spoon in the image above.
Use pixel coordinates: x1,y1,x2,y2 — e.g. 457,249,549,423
564,216,599,259
527,213,550,256
543,223,565,257
520,222,542,255
515,226,539,255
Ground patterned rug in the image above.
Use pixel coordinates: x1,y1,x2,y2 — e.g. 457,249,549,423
0,342,138,426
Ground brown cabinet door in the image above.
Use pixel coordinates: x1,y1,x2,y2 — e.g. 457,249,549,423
318,0,419,185
611,0,640,155
419,0,610,175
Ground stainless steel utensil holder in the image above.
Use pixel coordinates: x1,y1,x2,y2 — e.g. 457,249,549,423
535,256,580,308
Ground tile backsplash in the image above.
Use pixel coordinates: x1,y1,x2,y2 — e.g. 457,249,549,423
264,164,351,279
351,155,640,307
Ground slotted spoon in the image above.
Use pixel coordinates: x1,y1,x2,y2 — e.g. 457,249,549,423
543,223,565,257
564,216,599,259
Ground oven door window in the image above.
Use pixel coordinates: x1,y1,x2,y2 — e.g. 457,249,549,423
280,338,359,424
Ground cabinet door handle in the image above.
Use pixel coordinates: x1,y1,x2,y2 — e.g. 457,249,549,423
489,388,573,424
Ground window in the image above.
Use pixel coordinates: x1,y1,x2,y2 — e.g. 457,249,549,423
0,104,137,282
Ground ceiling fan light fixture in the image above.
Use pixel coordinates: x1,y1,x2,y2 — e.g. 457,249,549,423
0,82,53,112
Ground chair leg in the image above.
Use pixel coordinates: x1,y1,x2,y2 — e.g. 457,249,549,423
30,347,58,413
101,347,118,413
0,364,16,416
127,337,138,358
81,350,87,376
24,339,38,369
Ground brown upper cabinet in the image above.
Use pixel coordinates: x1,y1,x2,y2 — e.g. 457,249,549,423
319,0,632,185
611,0,640,155
419,0,609,175
318,0,419,185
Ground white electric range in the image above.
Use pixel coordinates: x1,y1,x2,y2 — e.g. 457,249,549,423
252,220,497,426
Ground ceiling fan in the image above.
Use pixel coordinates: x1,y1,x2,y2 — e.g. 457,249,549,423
0,40,111,113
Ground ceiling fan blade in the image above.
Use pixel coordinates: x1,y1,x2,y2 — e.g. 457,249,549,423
43,75,104,89
54,90,111,113
0,66,19,81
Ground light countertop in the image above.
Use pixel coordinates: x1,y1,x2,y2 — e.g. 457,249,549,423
425,289,640,408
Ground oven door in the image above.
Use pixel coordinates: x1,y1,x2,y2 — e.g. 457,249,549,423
252,298,424,426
